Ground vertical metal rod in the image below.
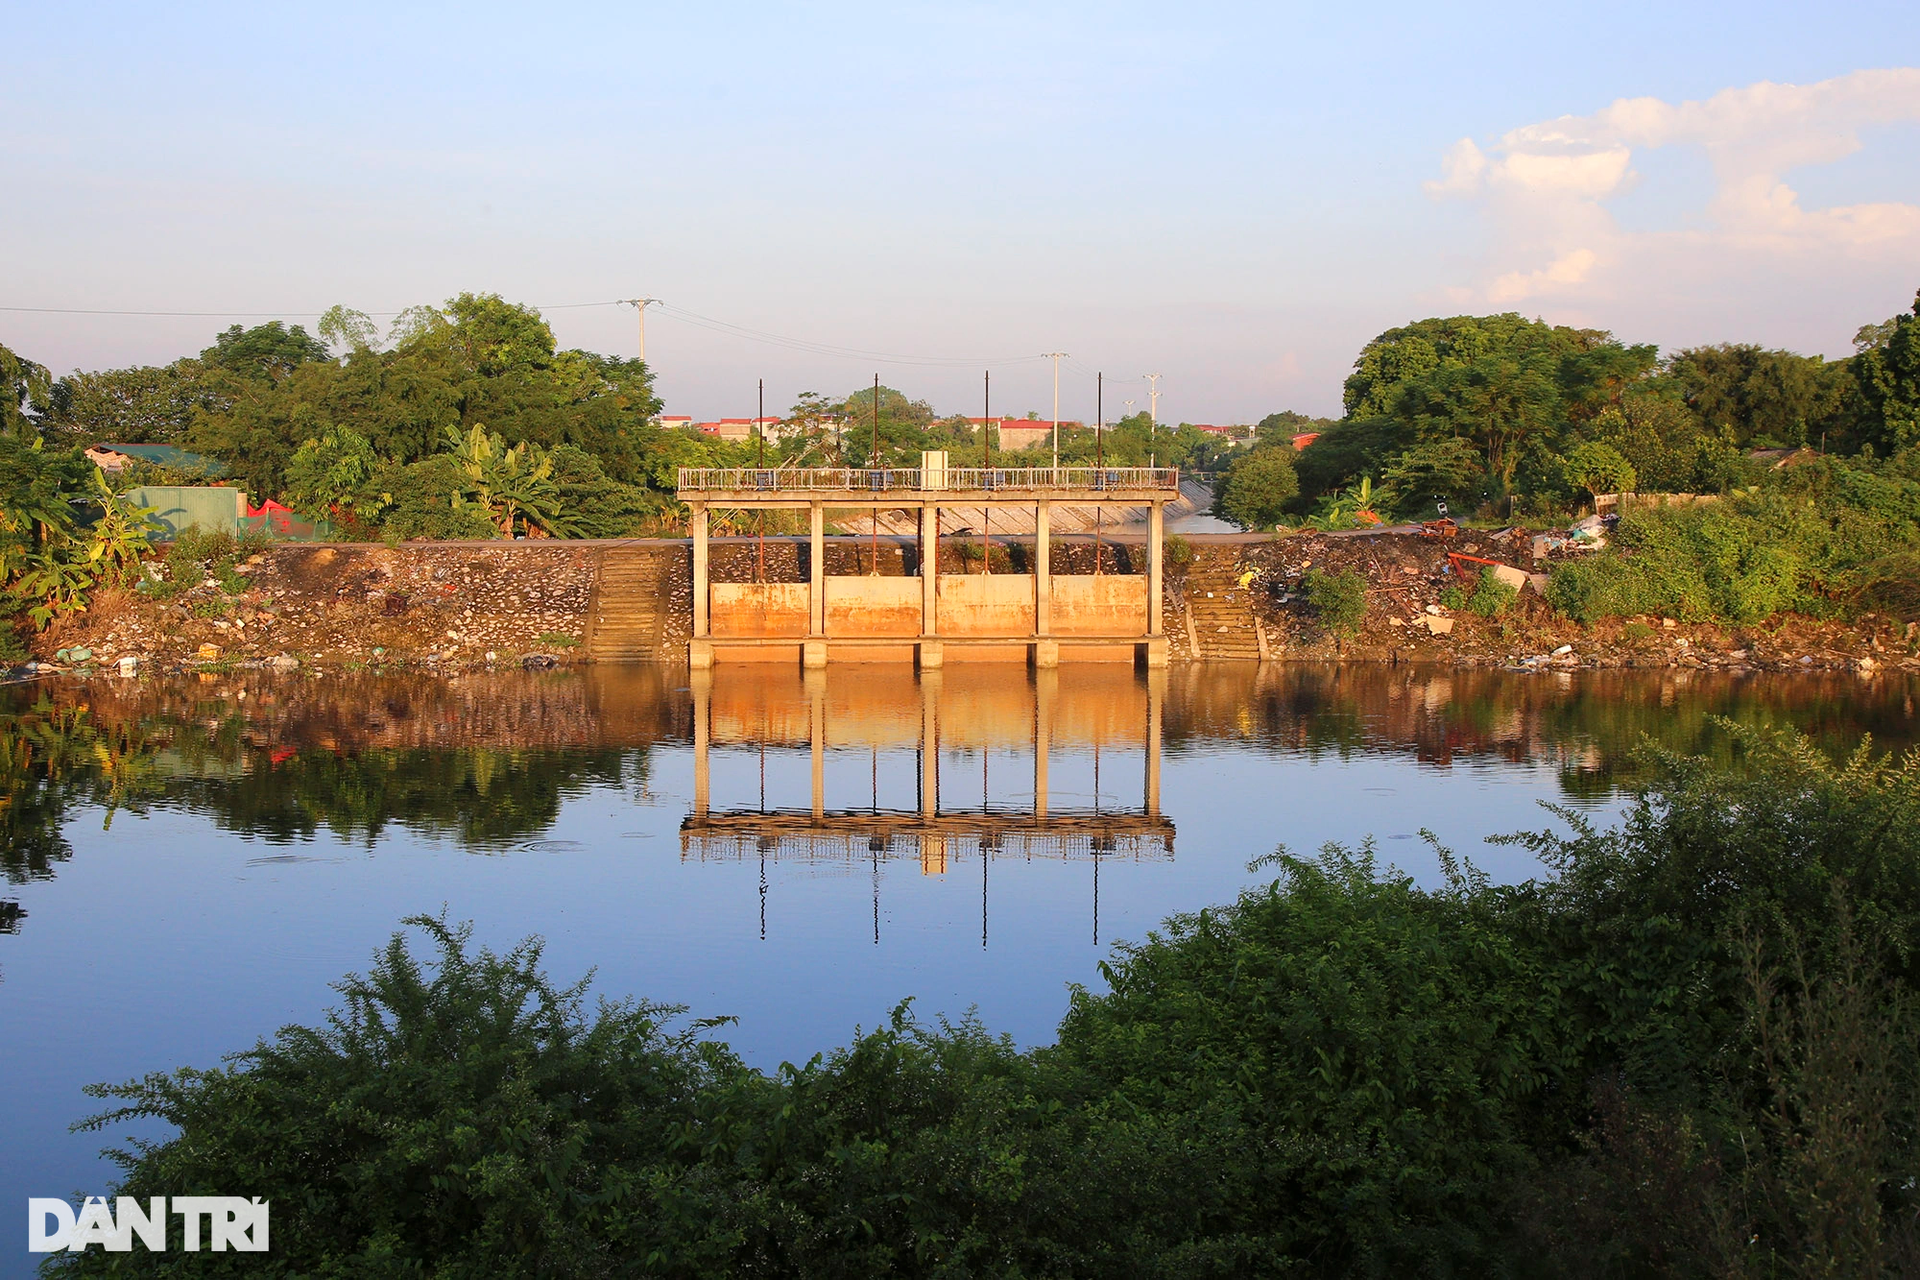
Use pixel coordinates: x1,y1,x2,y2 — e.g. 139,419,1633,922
1094,372,1103,575
870,374,881,575
982,370,990,575
756,378,766,583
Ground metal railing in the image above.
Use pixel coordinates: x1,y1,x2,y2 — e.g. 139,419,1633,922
677,466,1180,494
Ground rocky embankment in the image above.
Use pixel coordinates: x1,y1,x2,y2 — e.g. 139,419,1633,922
14,533,1918,677
27,543,597,676
1167,531,1918,674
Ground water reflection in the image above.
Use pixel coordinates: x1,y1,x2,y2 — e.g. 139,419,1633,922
686,667,1172,946
3,661,1916,1232
2,662,1914,898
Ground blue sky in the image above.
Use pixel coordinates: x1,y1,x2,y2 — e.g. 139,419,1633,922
5,1,1918,423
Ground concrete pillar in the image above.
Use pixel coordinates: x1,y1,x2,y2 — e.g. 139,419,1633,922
809,501,825,636
691,668,711,819
1147,501,1164,636
1145,667,1163,815
920,672,939,819
691,503,709,638
1033,668,1054,817
1035,502,1051,636
807,669,825,820
921,503,937,636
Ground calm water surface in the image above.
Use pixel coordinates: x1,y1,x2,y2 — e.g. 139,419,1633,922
3,662,1916,1273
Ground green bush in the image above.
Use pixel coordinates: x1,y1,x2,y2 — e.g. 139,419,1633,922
1467,568,1519,617
1545,451,1920,625
1213,446,1299,530
54,731,1920,1276
1301,567,1368,637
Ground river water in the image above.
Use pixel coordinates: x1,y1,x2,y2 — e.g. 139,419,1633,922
2,662,1916,1271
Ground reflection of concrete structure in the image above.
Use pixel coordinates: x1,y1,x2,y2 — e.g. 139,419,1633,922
678,453,1178,670
683,665,1168,863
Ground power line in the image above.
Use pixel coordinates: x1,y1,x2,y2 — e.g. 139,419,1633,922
0,300,627,318
4,295,1080,372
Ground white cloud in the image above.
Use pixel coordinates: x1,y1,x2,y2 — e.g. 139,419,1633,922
1487,249,1598,305
1431,69,1920,314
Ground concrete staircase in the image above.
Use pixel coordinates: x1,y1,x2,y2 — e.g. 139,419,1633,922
586,548,678,661
1183,558,1265,660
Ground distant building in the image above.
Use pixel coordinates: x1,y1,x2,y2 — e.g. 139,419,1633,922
657,415,694,431
1290,432,1321,450
990,419,1078,451
694,417,782,443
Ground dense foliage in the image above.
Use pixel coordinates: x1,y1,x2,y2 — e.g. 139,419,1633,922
1546,449,1920,624
1234,290,1920,532
45,728,1920,1276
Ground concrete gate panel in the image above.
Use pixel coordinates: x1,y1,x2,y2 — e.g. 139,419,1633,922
711,583,811,637
825,577,922,637
1051,576,1147,636
935,574,1036,637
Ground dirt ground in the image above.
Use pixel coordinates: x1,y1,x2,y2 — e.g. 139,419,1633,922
35,543,597,674
20,532,1919,676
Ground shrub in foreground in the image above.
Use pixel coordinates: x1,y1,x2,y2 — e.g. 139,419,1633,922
50,729,1920,1277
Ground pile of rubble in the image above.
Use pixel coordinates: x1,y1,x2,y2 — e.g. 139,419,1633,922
25,543,597,677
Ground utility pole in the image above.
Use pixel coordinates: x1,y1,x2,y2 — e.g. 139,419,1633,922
1043,352,1068,469
756,378,766,582
1145,372,1162,467
621,298,660,362
982,370,991,574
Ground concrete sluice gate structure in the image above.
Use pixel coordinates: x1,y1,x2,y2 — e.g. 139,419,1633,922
677,453,1177,670
682,664,1170,880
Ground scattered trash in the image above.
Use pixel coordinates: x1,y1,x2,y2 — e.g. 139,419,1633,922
522,653,558,669
117,656,139,677
1551,644,1574,657
54,646,94,664
268,655,300,670
197,643,223,661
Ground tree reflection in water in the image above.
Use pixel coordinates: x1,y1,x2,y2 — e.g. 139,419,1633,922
1,663,1914,910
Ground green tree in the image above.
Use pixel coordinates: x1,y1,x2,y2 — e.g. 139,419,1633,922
1853,289,1920,455
1667,342,1857,449
1562,441,1636,499
45,361,213,446
1213,445,1299,530
444,423,566,537
284,426,386,519
1379,436,1485,517
200,321,331,381
316,305,379,355
1343,314,1657,493
1,342,51,440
